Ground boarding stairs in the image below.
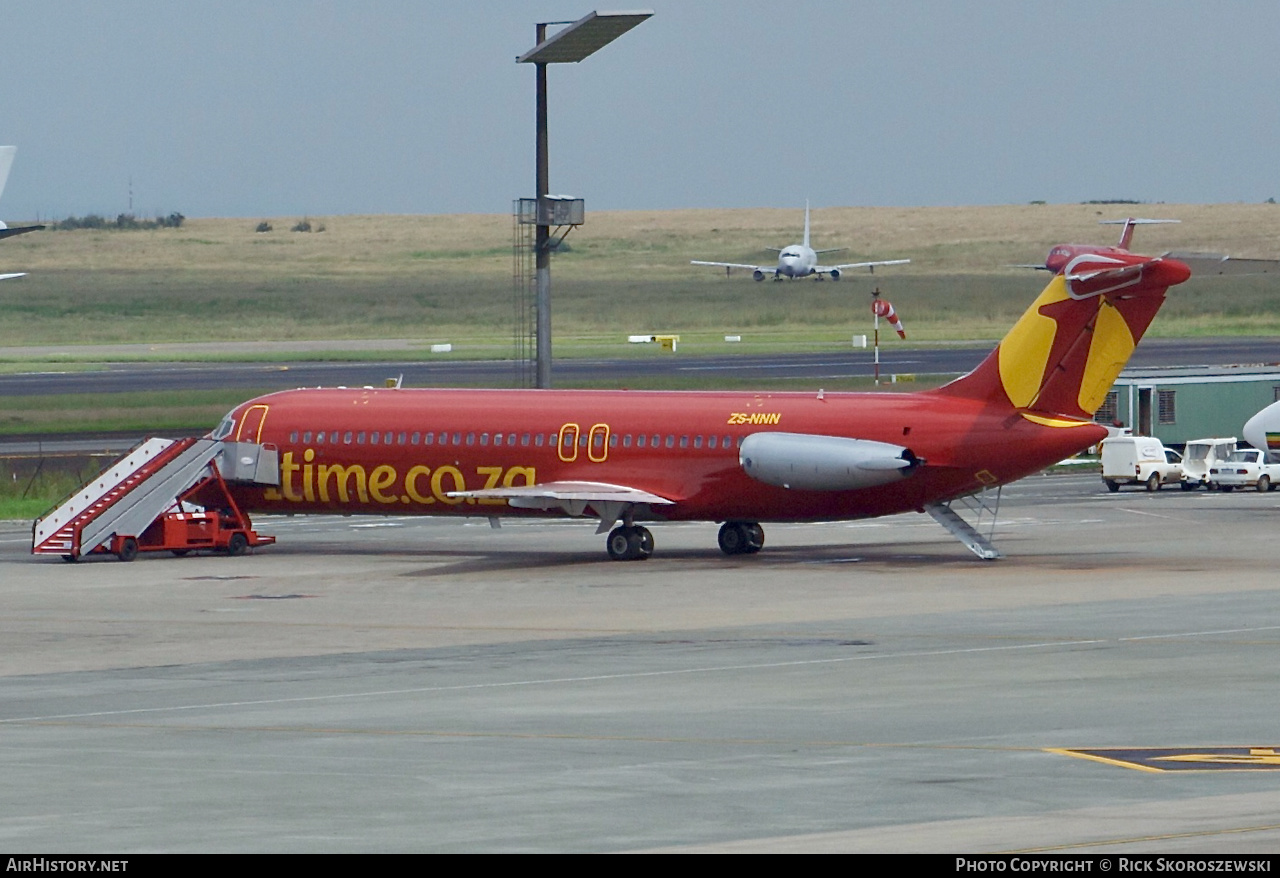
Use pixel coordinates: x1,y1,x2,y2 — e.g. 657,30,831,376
925,485,1004,560
32,437,279,560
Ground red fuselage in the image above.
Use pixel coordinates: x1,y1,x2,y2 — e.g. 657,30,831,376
223,386,1104,523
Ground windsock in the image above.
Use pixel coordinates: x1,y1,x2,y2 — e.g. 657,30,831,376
872,297,906,339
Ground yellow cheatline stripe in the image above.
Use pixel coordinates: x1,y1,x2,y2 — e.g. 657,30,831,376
1020,413,1096,429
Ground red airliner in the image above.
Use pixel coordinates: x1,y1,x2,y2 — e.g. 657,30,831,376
198,244,1191,561
1040,217,1276,278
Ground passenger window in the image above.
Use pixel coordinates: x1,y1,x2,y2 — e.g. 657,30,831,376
494,433,503,447
637,434,646,448
665,435,675,448
680,436,689,448
535,434,544,447
411,432,420,445
623,435,632,448
693,436,702,449
343,432,353,444
480,433,489,446
708,435,717,449
523,433,531,446
509,433,517,445
424,432,434,445
370,432,380,445
303,431,312,444
466,433,475,446
357,432,366,445
315,432,326,445
452,433,461,445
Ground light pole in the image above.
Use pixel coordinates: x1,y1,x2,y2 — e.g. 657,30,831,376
517,10,652,388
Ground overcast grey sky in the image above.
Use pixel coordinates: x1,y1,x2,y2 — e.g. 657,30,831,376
2,1,1277,219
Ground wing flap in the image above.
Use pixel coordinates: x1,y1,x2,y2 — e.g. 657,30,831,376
449,480,674,508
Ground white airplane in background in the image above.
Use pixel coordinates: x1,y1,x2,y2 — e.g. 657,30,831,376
1244,400,1280,459
0,145,44,279
691,203,909,281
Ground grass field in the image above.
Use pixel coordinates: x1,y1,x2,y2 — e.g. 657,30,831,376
3,202,1279,352
2,203,1276,512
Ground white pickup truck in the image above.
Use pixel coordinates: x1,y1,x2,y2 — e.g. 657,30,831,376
1209,448,1280,492
1100,436,1183,492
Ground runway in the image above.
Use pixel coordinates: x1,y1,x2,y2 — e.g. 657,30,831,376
1,336,1277,397
2,472,1279,852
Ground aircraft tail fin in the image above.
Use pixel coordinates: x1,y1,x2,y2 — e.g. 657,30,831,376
0,146,14,206
932,255,1191,419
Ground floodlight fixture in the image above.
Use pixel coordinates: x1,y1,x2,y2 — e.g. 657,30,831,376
517,10,653,65
517,10,652,389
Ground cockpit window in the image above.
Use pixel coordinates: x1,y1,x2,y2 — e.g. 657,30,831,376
210,412,236,440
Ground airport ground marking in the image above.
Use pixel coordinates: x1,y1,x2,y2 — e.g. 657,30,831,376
1050,747,1280,772
0,638,1106,724
7,622,1280,726
1004,820,1280,853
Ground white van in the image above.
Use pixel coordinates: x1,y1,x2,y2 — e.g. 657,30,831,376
1100,436,1183,492
1181,437,1237,490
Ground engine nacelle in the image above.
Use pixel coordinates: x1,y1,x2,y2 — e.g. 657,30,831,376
752,269,766,282
829,268,841,281
739,432,921,491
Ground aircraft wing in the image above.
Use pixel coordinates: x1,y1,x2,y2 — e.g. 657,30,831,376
0,272,26,281
818,258,911,273
691,260,776,275
448,480,675,531
0,225,44,240
1163,252,1280,277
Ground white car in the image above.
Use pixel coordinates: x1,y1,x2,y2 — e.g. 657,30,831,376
1210,449,1280,492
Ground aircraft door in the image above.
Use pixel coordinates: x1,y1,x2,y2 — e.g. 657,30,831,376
588,423,610,462
236,404,270,443
558,423,580,462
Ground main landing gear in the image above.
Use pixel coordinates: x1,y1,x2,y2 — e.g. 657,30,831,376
602,521,766,561
606,525,654,561
718,521,764,555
